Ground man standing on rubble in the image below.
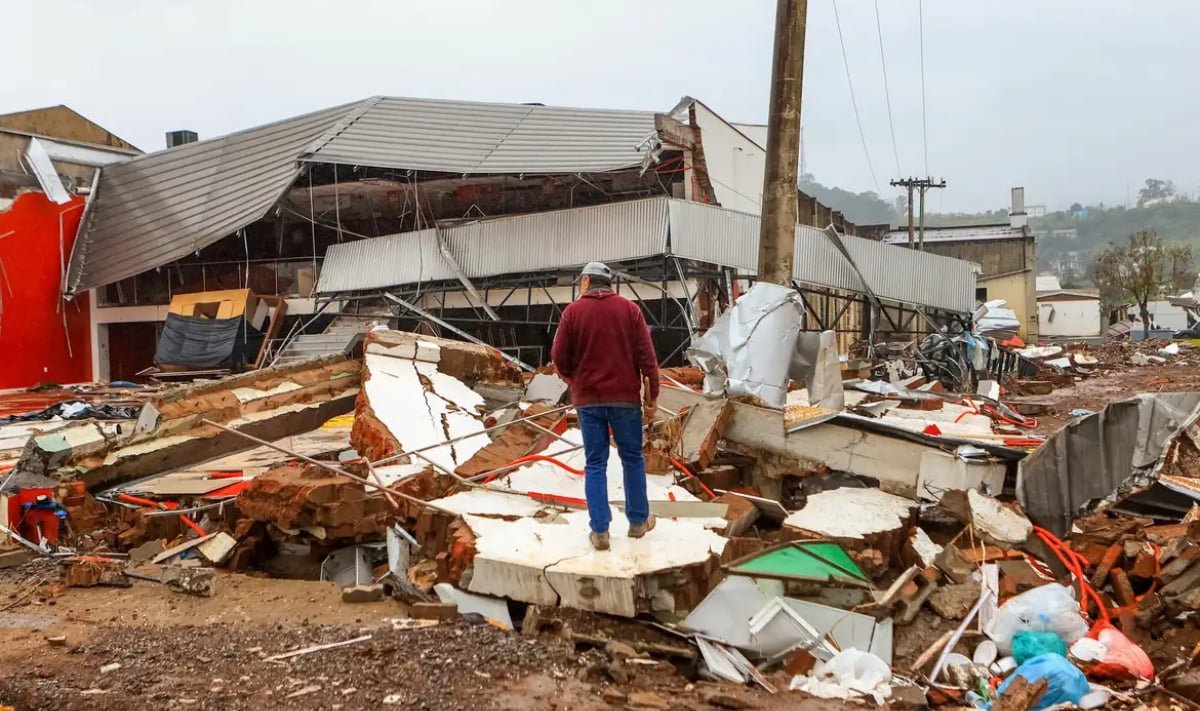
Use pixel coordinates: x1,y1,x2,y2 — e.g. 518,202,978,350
551,262,660,551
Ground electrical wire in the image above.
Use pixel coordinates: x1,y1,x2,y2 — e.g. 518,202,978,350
832,0,883,195
874,0,902,177
918,0,929,174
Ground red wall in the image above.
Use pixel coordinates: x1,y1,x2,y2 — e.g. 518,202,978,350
0,192,92,388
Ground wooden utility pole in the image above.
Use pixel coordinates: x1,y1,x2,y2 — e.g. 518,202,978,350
756,0,807,285
890,177,946,250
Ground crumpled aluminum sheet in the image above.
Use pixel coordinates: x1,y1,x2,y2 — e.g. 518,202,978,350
687,282,805,408
1016,392,1200,535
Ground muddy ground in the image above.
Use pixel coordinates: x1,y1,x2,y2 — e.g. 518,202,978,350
0,560,846,710
1023,361,1200,435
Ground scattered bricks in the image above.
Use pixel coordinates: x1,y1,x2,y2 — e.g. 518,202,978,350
644,414,685,475
409,602,458,621
456,402,562,478
1131,550,1159,581
879,566,939,625
341,584,385,603
696,465,740,492
935,544,975,585
853,549,887,580
1091,543,1124,589
783,648,817,676
1110,568,1137,608
62,558,129,588
715,493,759,537
236,464,390,542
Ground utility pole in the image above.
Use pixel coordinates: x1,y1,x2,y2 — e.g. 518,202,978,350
756,0,807,286
890,177,946,250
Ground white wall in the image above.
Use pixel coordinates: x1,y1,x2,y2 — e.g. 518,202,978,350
1038,298,1101,337
1147,300,1191,332
693,104,765,214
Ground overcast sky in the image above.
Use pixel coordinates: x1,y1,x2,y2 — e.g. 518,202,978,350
7,1,1198,212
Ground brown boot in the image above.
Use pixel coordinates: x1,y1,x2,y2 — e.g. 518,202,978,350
628,515,657,539
589,531,610,551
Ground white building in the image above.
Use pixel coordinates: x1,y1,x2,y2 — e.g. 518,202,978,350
1037,290,1102,338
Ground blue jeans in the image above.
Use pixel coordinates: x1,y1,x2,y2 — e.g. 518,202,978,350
577,406,649,534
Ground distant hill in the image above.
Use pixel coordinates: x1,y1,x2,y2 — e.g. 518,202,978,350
798,175,898,225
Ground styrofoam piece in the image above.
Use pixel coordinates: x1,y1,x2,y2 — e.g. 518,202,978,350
524,373,569,403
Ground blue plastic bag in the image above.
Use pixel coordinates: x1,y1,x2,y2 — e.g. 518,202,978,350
995,653,1088,710
1011,630,1068,664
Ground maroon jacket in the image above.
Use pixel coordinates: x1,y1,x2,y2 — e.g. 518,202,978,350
551,289,660,407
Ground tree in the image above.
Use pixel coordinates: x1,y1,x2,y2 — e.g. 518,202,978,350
1069,202,1083,213
1093,230,1193,336
1138,178,1176,207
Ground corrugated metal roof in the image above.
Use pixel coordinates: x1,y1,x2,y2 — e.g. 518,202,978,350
306,97,658,174
318,197,975,313
669,200,977,313
67,96,663,293
66,102,360,294
316,199,669,293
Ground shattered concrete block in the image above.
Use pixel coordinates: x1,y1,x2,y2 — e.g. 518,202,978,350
678,399,733,470
17,422,112,478
783,487,917,572
714,492,759,537
52,356,362,490
236,464,390,541
940,489,1033,548
644,414,684,475
352,331,513,472
162,566,217,597
341,584,386,603
928,583,979,620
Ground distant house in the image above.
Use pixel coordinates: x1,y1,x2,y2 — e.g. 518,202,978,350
1037,289,1101,338
886,188,1039,339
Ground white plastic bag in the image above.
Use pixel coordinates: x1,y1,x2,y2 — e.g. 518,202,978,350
987,583,1089,654
790,649,892,704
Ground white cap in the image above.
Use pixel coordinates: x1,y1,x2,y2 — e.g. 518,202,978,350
581,261,613,279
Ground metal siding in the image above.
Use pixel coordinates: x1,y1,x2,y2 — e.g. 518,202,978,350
67,103,358,293
316,199,668,294
316,229,452,293
308,97,658,174
667,199,976,313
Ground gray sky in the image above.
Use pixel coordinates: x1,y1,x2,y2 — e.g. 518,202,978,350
7,1,1198,212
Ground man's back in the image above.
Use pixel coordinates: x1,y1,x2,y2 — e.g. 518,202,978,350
551,289,659,407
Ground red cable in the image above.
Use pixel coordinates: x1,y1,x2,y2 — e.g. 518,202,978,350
481,454,584,484
670,458,717,500
1033,526,1111,625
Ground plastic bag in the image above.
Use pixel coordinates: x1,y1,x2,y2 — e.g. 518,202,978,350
1091,624,1154,681
1012,630,1068,664
988,583,1089,653
789,649,892,705
996,653,1089,710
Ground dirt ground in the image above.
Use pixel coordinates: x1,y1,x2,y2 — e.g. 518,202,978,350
1022,362,1200,435
0,561,847,711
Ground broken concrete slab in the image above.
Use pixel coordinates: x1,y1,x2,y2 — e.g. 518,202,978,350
458,510,726,617
784,487,916,540
33,356,361,490
941,489,1033,548
678,398,734,471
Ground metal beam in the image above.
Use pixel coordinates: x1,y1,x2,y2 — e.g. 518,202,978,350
382,292,535,372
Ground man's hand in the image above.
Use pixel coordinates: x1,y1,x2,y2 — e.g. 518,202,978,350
643,397,657,424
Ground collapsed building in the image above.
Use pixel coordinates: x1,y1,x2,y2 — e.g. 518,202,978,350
51,94,981,383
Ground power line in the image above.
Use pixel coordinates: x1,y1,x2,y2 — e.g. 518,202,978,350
918,0,929,174
874,0,902,176
832,0,883,195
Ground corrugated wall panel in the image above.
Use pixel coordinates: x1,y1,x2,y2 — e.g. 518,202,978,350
444,198,668,278
316,199,669,294
316,229,451,293
67,103,359,294
668,199,975,313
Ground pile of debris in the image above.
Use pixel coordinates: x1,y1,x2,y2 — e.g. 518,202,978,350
8,314,1200,708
